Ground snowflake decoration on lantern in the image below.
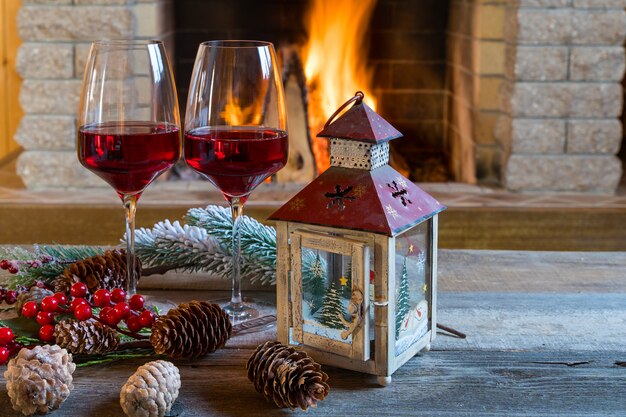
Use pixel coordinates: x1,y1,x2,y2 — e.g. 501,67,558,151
289,197,305,212
352,185,367,198
385,205,399,220
324,185,356,210
310,257,325,277
387,181,412,207
396,176,408,188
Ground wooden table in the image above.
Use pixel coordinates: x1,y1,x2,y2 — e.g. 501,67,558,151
1,250,625,416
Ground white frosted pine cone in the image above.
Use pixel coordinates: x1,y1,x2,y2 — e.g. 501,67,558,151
3,345,76,416
120,360,181,417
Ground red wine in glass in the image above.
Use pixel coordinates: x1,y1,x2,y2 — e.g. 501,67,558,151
184,126,289,201
78,121,181,198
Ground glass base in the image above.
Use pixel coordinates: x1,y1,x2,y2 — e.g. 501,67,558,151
211,297,274,324
223,302,259,321
143,295,177,315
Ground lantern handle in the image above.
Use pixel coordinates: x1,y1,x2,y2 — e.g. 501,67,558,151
323,91,365,128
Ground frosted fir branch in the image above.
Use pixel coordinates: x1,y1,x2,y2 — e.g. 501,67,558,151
186,206,277,284
132,218,277,285
0,245,104,289
133,206,323,286
132,220,232,277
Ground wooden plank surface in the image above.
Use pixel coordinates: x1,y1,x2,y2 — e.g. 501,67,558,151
0,250,624,416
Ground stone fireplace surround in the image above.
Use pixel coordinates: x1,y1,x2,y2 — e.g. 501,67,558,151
13,0,626,193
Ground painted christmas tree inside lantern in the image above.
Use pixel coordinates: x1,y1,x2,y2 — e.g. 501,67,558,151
271,92,445,386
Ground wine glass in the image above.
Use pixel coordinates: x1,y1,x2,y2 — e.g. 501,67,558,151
184,40,288,321
77,40,181,304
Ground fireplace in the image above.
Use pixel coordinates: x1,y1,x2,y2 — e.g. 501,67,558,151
12,0,626,193
171,0,456,184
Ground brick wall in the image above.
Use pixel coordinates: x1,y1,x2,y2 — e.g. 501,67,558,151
504,0,626,192
14,0,173,189
12,0,626,193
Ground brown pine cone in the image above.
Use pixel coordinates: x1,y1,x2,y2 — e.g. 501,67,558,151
54,319,120,355
150,301,232,359
54,249,140,297
246,341,329,410
16,286,54,316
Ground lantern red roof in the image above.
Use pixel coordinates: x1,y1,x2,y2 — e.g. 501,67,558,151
269,165,445,236
317,100,402,144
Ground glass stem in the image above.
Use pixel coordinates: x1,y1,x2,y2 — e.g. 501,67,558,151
123,194,138,296
230,197,244,309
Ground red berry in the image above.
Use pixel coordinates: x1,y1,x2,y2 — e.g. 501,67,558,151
99,307,116,326
4,291,17,304
125,316,143,333
0,327,14,345
39,324,55,342
93,289,112,307
74,304,92,321
114,302,131,321
138,310,155,327
21,301,39,318
5,340,21,356
111,288,126,303
36,311,55,325
41,296,58,313
0,347,9,365
0,260,9,270
70,282,88,298
53,292,68,305
70,298,88,312
128,294,145,311
7,266,18,274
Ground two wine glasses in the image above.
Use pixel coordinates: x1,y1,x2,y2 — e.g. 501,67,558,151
77,40,288,321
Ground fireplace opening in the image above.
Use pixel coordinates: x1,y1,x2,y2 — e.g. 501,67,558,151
172,0,466,184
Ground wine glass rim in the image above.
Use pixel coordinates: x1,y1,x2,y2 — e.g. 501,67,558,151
199,40,274,49
92,39,163,48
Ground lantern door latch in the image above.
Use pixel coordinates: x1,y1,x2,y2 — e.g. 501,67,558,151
338,289,364,340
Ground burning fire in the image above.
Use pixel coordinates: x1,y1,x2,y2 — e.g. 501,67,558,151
302,0,378,174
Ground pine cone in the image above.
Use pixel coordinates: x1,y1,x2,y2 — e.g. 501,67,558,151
247,341,329,410
54,249,140,297
16,286,54,316
150,301,231,359
4,345,76,416
54,319,120,355
120,360,181,417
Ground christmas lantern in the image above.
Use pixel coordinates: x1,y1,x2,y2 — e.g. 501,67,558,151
270,92,445,385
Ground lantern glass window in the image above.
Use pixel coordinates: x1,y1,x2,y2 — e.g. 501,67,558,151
394,220,431,356
301,247,355,344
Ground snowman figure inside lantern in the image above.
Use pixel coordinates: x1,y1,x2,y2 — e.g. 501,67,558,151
270,92,445,385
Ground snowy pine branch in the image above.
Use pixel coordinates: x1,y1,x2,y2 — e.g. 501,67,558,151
186,206,278,284
132,220,232,277
0,245,104,289
128,205,322,286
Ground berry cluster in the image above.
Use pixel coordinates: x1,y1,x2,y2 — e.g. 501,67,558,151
0,256,51,275
92,287,155,333
0,327,18,365
21,282,155,342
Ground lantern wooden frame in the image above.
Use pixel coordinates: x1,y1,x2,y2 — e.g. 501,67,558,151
275,215,439,385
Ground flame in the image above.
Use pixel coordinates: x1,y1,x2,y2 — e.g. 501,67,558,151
220,96,263,126
302,0,378,174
